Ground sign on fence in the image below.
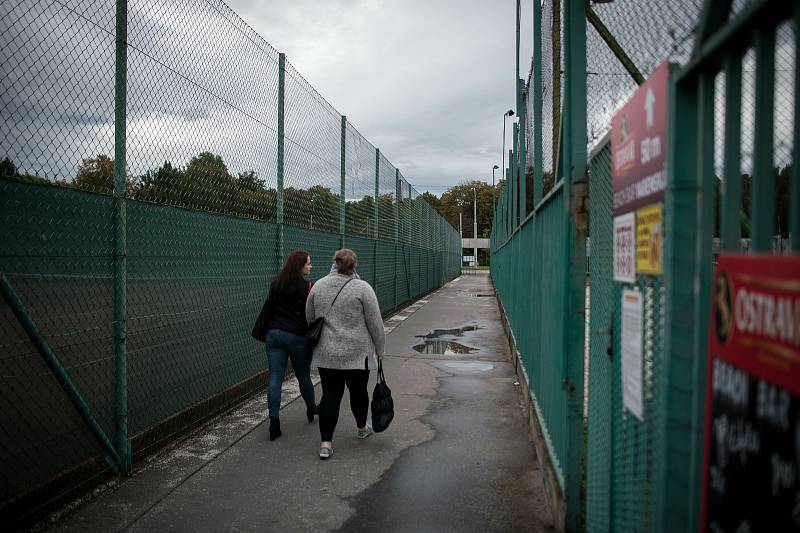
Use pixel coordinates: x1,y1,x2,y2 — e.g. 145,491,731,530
611,60,668,283
614,213,636,282
636,203,663,275
621,289,644,420
611,60,669,216
703,255,800,532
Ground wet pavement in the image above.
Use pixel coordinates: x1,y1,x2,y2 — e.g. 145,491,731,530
42,274,552,533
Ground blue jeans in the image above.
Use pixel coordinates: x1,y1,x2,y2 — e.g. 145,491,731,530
266,329,315,418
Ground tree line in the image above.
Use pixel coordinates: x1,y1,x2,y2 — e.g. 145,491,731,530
420,166,794,240
3,154,792,239
421,180,505,239
0,153,432,237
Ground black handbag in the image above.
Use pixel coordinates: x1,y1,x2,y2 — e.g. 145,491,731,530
305,278,353,350
251,298,271,342
371,359,394,432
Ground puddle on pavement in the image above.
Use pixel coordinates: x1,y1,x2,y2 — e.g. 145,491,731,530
416,325,482,339
413,324,481,354
413,340,477,355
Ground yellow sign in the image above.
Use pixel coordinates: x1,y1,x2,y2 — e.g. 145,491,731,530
636,203,663,275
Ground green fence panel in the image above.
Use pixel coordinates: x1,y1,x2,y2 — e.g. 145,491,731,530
585,141,614,531
0,0,460,525
0,181,116,511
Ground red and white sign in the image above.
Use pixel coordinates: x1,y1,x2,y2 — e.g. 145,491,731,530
611,60,669,216
702,255,800,532
707,256,800,392
614,213,636,283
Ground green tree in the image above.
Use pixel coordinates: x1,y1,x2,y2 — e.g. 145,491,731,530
435,180,500,238
0,157,17,179
182,151,235,211
346,195,375,237
134,160,183,204
421,191,441,212
75,154,115,193
236,170,265,192
1,157,58,186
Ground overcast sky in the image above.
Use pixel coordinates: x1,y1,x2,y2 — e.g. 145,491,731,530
224,0,533,194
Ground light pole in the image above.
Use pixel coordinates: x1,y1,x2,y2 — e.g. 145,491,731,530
492,164,499,206
459,211,463,267
502,109,514,190
473,187,478,267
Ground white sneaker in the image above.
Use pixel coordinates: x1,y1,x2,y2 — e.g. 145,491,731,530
357,424,373,440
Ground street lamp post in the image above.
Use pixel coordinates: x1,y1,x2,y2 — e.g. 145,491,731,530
459,211,463,267
492,164,499,206
501,109,514,190
473,187,478,267
501,110,514,239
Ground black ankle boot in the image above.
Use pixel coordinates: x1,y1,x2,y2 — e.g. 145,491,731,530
269,417,281,441
306,403,318,423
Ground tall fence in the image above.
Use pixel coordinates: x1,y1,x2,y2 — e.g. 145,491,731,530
0,0,460,527
492,0,797,531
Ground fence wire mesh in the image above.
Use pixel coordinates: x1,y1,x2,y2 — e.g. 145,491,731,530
586,1,703,149
0,0,459,526
497,0,796,530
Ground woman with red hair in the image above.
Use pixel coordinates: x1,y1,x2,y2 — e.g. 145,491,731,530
262,250,316,441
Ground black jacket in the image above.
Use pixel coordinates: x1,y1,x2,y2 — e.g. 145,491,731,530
266,278,310,337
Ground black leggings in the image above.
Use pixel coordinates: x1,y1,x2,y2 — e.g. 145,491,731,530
318,367,370,442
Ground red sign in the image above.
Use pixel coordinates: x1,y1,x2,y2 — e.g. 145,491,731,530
702,255,800,532
611,60,669,215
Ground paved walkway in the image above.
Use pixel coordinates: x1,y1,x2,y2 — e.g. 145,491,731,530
47,274,552,532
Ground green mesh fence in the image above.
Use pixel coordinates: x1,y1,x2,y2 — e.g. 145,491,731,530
0,0,459,526
586,142,614,532
498,0,796,530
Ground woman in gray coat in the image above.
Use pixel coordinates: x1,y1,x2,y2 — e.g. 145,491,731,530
305,249,385,460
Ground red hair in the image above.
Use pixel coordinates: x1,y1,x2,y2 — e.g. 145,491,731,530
274,250,309,291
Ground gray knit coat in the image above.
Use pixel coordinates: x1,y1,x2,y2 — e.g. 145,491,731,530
305,273,385,370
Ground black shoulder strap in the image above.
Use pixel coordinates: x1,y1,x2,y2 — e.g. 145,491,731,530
325,278,354,318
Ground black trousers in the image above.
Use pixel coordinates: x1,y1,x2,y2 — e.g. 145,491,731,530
318,367,370,441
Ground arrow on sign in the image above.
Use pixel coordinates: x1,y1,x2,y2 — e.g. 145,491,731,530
644,87,655,129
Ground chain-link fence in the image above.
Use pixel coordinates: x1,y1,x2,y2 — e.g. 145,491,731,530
0,0,459,527
495,0,796,531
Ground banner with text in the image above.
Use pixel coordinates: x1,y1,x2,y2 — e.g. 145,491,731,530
703,255,800,532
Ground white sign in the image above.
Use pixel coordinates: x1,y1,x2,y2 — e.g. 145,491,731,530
462,256,475,263
614,213,636,283
621,289,644,420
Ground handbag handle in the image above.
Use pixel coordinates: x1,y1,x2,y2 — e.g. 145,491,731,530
376,358,386,383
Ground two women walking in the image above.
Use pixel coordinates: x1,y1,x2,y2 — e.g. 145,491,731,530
259,248,385,459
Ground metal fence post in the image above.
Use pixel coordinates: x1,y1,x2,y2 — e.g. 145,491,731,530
277,52,286,262
507,153,512,236
395,168,400,308
518,78,527,220
562,0,587,528
374,148,379,287
114,0,131,472
340,115,346,249
408,182,412,245
793,3,800,252
721,56,742,251
661,70,700,533
532,0,543,205
751,27,776,251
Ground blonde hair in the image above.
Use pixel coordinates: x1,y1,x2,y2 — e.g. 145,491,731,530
333,249,357,275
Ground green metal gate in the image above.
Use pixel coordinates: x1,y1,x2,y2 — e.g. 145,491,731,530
584,1,798,531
